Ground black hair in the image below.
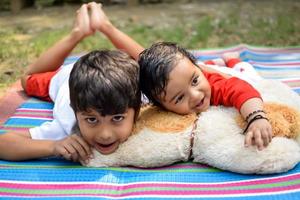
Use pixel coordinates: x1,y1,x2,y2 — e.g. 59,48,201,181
138,42,197,106
69,50,141,120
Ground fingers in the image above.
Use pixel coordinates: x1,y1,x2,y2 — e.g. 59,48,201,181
244,126,273,151
63,142,80,162
54,135,92,163
245,130,264,150
74,3,94,37
253,130,264,151
261,129,272,147
244,131,253,148
56,145,73,161
71,135,93,161
245,130,267,151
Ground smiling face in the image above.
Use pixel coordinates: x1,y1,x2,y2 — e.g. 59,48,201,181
76,108,135,155
159,57,211,115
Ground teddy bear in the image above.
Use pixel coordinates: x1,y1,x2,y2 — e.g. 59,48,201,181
84,79,300,174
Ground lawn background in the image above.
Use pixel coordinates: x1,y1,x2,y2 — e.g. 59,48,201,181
0,0,299,96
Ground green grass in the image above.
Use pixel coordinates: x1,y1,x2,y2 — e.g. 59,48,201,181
0,1,299,95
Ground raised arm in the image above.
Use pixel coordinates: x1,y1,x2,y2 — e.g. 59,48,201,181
21,4,94,91
89,2,144,61
24,4,94,76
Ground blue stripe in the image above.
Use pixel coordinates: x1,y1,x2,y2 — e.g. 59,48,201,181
294,88,300,93
241,51,300,62
0,167,276,183
63,56,80,65
0,160,298,183
253,65,300,70
19,102,54,109
195,55,221,61
4,118,50,126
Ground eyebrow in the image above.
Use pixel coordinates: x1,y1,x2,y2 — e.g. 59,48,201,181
169,71,196,103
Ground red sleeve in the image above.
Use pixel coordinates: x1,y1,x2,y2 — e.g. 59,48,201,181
203,71,261,111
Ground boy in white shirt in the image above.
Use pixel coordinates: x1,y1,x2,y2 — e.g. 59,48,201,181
0,3,142,163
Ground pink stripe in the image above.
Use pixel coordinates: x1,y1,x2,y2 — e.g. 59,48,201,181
0,126,29,131
135,163,210,170
0,185,300,197
1,174,300,190
282,79,300,83
16,109,53,114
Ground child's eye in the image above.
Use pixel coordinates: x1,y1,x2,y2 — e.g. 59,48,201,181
112,115,125,122
175,95,184,104
191,76,199,86
86,117,98,124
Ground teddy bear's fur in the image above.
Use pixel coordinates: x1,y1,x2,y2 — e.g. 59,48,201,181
235,103,300,139
85,79,300,174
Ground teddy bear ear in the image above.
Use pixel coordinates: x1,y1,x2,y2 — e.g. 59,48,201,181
133,106,197,134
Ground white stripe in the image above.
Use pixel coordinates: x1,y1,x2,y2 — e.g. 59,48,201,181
2,172,300,185
16,108,53,112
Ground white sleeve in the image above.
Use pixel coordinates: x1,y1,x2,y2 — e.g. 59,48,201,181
30,71,76,140
197,61,262,87
29,119,68,140
52,88,76,137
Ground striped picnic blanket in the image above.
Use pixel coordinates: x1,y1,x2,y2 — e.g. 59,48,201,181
0,44,299,199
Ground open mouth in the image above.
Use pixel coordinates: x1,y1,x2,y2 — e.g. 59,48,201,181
195,98,204,109
94,141,119,155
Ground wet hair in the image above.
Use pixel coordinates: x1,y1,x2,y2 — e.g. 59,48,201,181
69,50,141,120
138,42,197,106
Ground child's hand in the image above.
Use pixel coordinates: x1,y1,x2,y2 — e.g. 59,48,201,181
244,119,272,150
72,4,94,39
53,134,92,164
88,2,112,33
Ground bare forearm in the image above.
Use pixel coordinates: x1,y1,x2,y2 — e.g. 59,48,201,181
25,30,83,75
240,98,265,120
0,132,55,161
101,23,144,61
240,98,272,150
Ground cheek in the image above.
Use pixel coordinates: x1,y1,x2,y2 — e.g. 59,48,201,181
77,123,95,143
78,126,91,141
180,103,191,114
171,104,190,115
119,120,135,141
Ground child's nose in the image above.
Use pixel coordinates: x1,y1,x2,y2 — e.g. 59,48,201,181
99,127,113,141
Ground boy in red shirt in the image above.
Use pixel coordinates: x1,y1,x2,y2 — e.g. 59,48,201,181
89,3,272,151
